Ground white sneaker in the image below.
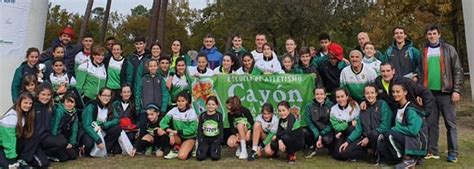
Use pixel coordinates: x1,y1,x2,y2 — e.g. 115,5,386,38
235,147,241,157
164,150,179,159
192,148,197,157
239,151,248,160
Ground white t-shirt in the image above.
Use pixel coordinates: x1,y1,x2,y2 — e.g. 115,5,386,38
255,114,279,133
251,50,277,63
255,56,284,74
187,66,214,77
330,104,360,122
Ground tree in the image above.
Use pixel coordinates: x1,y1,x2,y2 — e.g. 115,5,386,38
115,5,150,53
78,0,94,43
99,0,112,44
147,0,160,48
157,0,168,46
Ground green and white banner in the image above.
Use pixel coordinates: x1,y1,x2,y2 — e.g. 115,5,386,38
191,74,315,127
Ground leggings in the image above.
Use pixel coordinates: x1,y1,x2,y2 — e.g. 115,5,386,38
303,127,334,148
331,126,366,160
377,130,405,163
81,126,122,155
47,134,78,162
134,134,170,154
0,147,15,168
196,138,221,161
270,128,304,155
17,134,66,167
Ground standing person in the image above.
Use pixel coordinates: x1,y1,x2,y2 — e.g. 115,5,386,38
135,42,163,81
281,55,296,73
227,34,248,63
213,53,239,75
354,32,387,62
112,84,138,144
0,93,34,168
42,46,65,78
160,92,198,160
338,84,392,163
125,37,151,87
422,24,463,162
73,33,94,75
104,37,116,58
167,57,192,108
316,43,347,102
309,46,317,57
40,26,78,71
170,39,192,69
315,33,332,58
377,82,427,168
330,88,361,161
293,47,323,87
280,38,300,65
105,43,128,99
50,92,79,162
11,47,40,103
340,50,377,103
75,46,107,104
362,42,382,75
302,87,334,159
17,84,66,167
265,101,304,164
130,103,169,157
226,96,254,160
134,59,170,136
199,34,223,70
196,96,224,161
158,57,173,81
188,53,215,77
235,53,263,75
251,34,277,62
255,43,284,74
81,87,122,155
247,103,279,161
385,26,422,80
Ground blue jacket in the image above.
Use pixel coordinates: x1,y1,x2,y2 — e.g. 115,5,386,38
200,46,223,70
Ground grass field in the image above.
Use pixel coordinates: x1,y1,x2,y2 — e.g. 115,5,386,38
52,79,474,169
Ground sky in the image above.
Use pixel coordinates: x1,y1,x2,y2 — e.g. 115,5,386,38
49,0,207,15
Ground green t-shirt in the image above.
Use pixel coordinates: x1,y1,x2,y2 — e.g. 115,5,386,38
427,47,442,90
202,119,220,137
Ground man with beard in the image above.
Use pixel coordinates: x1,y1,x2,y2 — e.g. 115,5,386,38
40,26,81,74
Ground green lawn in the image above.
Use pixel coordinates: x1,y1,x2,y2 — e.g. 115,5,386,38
50,119,474,169
52,79,474,168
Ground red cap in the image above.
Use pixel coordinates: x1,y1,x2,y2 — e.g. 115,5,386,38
59,26,75,38
327,43,344,61
120,118,137,130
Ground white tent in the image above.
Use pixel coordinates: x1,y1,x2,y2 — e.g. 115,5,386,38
0,0,48,110
463,0,474,100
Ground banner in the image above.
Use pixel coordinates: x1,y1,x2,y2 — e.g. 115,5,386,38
0,0,31,58
191,74,315,127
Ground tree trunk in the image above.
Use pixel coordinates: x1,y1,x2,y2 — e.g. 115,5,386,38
450,0,468,70
225,34,232,51
98,0,112,44
78,0,94,44
157,0,168,46
147,0,160,48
